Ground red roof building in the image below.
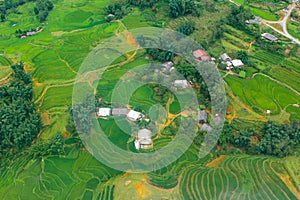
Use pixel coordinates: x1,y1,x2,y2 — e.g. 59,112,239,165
193,49,210,61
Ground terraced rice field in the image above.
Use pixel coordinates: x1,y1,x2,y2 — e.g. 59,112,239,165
180,155,298,200
0,147,120,199
225,74,299,119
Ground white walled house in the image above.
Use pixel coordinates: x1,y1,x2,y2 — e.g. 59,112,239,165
97,108,111,117
127,110,142,121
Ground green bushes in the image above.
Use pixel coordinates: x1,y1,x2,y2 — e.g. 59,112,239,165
0,63,42,154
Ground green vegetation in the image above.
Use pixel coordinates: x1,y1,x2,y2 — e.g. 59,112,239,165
225,74,299,117
0,0,299,198
180,155,298,200
284,156,300,191
0,63,42,155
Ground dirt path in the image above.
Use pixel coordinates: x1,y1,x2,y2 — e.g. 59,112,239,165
261,2,300,44
228,0,300,44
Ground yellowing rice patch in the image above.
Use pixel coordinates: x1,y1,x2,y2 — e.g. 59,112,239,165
206,155,227,168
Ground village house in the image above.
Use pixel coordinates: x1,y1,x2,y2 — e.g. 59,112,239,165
198,110,208,123
134,128,153,150
231,59,244,68
127,110,142,121
261,33,278,42
201,123,213,132
213,115,223,126
97,108,111,117
219,53,231,62
112,108,129,116
173,80,189,89
193,49,211,61
162,61,174,72
245,16,261,24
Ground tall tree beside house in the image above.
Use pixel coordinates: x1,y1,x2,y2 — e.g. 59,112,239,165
237,50,249,65
228,6,254,30
0,63,42,156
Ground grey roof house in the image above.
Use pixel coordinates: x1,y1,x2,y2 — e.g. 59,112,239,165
112,108,129,116
219,53,231,62
201,123,213,132
261,33,278,42
198,110,208,123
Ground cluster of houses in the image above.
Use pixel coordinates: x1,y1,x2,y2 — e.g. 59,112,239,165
219,53,244,70
97,107,153,150
97,107,144,121
245,16,279,43
198,110,223,132
20,27,43,39
154,61,190,89
154,48,213,89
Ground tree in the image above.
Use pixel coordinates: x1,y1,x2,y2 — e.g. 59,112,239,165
0,63,42,155
176,20,196,36
169,0,183,18
256,121,300,157
228,6,254,30
218,121,234,145
237,50,249,65
0,13,5,22
234,129,253,148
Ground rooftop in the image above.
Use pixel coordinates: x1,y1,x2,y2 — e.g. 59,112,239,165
112,108,129,116
193,49,210,61
198,110,208,122
261,33,278,42
173,80,189,89
98,108,111,117
231,59,244,67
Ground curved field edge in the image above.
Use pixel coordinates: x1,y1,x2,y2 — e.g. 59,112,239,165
179,155,298,200
0,148,121,200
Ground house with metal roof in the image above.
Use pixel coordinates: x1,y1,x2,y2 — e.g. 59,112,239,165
198,110,208,123
201,123,213,132
173,80,189,89
261,33,278,42
112,108,129,116
134,129,153,150
127,110,142,121
97,108,111,117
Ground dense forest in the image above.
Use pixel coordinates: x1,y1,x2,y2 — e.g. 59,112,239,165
0,0,53,22
0,63,42,157
216,120,300,158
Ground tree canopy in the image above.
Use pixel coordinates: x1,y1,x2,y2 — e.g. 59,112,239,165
0,63,42,156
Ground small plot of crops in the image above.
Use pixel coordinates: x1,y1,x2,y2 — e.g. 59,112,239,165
180,155,298,200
